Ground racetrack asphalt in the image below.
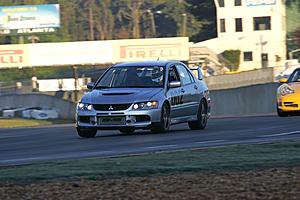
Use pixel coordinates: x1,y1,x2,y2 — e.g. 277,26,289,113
0,115,300,166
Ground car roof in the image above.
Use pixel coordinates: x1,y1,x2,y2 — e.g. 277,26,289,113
113,60,180,67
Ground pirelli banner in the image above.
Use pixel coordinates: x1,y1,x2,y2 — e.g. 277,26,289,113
0,37,189,68
112,37,189,62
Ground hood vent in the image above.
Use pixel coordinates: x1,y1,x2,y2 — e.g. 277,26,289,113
102,93,133,96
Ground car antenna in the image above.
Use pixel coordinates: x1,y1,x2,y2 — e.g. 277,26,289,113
157,57,160,61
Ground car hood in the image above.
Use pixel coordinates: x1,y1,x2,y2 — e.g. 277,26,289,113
81,88,163,104
288,82,300,93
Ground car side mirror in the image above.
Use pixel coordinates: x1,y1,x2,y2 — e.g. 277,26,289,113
190,66,203,80
87,82,95,90
279,78,288,84
169,81,181,88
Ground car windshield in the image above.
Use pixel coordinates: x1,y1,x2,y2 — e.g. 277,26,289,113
95,66,165,88
288,69,300,82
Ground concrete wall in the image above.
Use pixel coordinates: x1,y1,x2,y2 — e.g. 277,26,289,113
210,83,279,117
205,67,274,90
0,83,280,119
0,94,76,119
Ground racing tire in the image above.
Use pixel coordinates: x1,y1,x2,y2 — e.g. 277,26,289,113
277,106,288,117
188,100,208,130
119,128,135,134
150,104,170,133
77,127,97,138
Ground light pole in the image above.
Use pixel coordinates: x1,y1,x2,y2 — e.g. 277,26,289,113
147,10,156,37
181,13,187,36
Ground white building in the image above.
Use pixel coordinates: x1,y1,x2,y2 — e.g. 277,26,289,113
193,0,287,71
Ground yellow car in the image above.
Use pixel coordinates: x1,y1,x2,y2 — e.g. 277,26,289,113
277,68,300,117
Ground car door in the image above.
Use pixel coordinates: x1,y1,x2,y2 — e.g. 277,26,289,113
175,64,199,117
166,65,184,119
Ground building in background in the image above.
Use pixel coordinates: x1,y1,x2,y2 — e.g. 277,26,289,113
192,0,287,72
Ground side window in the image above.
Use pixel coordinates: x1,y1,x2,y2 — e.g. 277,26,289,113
168,66,180,83
289,70,300,82
176,64,193,86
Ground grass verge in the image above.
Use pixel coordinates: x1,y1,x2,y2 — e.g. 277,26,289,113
0,118,73,128
0,140,300,184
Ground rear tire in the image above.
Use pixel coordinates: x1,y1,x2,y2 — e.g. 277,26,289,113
188,100,208,130
150,104,170,133
77,127,97,138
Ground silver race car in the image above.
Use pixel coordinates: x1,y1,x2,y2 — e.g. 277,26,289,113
76,61,211,138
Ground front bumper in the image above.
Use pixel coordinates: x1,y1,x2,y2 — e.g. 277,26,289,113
278,95,300,112
76,108,161,129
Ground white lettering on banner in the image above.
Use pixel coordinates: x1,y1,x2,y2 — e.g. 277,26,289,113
0,50,23,64
120,44,183,60
246,0,276,6
17,27,56,34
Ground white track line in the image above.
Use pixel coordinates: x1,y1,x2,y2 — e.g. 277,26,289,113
195,140,227,144
259,130,300,138
146,145,178,149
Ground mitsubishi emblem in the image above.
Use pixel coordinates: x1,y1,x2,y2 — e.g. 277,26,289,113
108,106,114,111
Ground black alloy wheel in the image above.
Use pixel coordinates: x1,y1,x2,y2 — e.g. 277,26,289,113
188,100,208,130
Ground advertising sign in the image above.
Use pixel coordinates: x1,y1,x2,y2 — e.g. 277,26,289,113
114,37,189,62
0,4,60,30
0,27,57,35
29,41,113,66
0,45,29,68
246,0,276,6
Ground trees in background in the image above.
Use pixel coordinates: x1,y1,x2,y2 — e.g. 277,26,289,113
0,0,215,44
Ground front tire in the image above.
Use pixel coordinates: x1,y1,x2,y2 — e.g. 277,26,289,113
150,104,170,133
188,100,208,130
277,106,288,117
77,127,97,138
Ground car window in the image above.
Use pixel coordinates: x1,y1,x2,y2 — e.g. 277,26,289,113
168,66,180,83
289,69,300,82
176,64,193,85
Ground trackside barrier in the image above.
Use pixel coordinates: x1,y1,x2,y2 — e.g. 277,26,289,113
210,83,279,117
205,68,274,90
0,83,279,120
0,94,76,120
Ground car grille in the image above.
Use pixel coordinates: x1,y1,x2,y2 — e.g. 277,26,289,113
284,102,299,108
93,104,132,111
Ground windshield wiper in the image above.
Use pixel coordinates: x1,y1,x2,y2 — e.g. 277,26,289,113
94,86,111,89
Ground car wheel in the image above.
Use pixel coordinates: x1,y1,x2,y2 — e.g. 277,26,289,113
150,104,170,133
188,100,208,130
277,106,288,117
76,127,97,138
119,128,135,134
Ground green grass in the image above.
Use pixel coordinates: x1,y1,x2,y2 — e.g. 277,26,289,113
0,118,73,128
0,141,300,184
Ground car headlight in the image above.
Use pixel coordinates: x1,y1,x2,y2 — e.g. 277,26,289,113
77,102,93,111
133,101,159,110
280,85,294,96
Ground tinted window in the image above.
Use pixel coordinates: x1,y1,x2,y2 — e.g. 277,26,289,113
288,69,300,82
235,0,241,6
254,16,271,30
218,0,224,7
176,64,193,85
220,19,226,32
235,18,243,32
244,52,253,61
168,66,180,82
